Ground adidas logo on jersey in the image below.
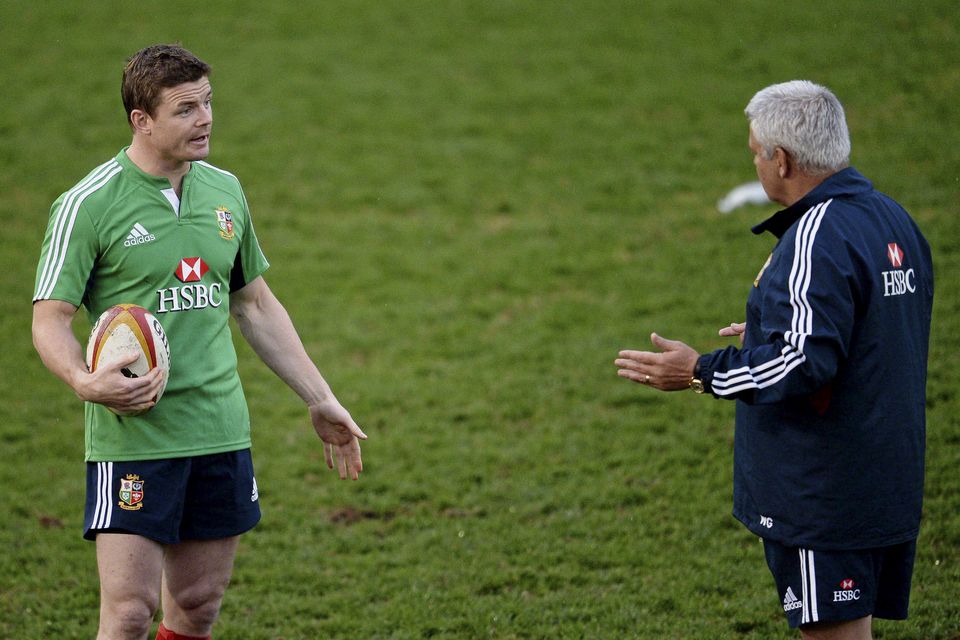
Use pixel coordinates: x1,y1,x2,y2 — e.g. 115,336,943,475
124,223,156,247
782,587,803,612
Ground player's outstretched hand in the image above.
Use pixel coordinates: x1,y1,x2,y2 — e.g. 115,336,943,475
79,352,166,415
615,333,700,391
310,400,367,480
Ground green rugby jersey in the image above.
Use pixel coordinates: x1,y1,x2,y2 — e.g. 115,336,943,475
34,148,270,461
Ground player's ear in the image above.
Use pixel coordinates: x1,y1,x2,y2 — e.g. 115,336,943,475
129,109,152,135
774,146,791,178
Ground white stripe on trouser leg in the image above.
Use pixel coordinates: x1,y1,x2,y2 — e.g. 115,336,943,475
798,548,820,624
807,550,819,622
799,549,809,624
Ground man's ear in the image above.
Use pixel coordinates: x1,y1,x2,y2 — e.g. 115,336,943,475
774,146,791,179
130,109,152,135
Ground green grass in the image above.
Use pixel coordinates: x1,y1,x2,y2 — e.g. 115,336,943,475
1,1,958,638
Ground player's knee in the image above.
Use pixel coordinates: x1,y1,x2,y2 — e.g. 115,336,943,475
169,584,227,629
104,596,158,637
181,601,222,630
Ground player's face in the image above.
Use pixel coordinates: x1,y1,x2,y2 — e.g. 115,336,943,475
749,129,785,205
147,78,213,164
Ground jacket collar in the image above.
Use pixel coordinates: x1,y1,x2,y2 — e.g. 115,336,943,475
751,167,873,238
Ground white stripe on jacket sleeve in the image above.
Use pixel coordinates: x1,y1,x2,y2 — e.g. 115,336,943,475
711,200,832,396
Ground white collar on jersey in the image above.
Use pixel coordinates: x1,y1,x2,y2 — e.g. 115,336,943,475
160,188,181,218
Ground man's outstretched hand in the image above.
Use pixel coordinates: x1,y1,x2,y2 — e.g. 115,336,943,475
310,400,367,480
615,333,700,391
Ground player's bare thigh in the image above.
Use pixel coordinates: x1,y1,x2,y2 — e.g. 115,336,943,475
801,615,873,640
160,536,241,635
96,533,165,638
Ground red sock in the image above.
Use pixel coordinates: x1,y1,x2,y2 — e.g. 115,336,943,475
155,621,212,640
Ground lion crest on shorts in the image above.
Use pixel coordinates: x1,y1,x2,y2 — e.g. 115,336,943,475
118,474,144,511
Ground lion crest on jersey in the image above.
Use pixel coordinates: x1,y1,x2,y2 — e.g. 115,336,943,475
118,474,145,511
216,206,235,240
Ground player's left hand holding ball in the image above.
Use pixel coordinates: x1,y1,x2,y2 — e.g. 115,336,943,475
309,399,367,480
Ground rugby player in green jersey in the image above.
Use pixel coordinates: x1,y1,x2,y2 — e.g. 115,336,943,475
32,44,366,640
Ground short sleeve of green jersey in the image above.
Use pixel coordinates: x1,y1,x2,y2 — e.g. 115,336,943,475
34,196,99,305
229,189,270,292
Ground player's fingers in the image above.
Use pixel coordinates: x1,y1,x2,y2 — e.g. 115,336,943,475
121,371,162,399
719,322,746,336
347,440,362,478
336,449,348,480
102,378,148,405
323,442,334,469
110,400,155,416
341,448,359,481
134,368,163,392
99,352,141,371
650,333,683,351
618,368,651,384
614,357,643,371
616,350,658,365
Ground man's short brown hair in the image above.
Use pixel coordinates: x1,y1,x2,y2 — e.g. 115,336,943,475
122,44,211,126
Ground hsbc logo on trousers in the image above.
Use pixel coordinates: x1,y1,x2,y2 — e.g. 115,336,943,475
156,257,223,313
833,578,861,603
833,588,861,602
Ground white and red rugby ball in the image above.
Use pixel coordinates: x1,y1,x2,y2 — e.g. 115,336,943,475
85,304,171,410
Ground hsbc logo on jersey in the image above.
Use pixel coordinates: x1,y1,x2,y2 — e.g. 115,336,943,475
881,241,916,297
175,257,209,283
156,257,223,314
887,243,904,267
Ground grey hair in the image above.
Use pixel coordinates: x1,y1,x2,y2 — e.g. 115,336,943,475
745,80,851,175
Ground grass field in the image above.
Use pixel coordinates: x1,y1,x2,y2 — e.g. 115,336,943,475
1,1,958,638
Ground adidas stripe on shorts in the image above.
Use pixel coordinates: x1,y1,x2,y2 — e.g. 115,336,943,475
762,538,916,628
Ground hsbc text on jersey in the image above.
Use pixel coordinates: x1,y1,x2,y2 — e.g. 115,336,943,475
156,283,223,313
882,269,916,297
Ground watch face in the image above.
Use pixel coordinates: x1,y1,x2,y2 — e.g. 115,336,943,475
690,379,705,394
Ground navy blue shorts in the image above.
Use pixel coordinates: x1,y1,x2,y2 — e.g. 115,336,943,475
84,449,261,544
763,538,916,628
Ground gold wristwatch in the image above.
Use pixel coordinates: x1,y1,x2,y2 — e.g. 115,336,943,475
690,361,705,394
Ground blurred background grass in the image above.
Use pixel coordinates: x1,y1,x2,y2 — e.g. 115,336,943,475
1,1,957,638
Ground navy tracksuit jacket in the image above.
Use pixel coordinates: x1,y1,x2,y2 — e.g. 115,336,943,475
698,167,933,550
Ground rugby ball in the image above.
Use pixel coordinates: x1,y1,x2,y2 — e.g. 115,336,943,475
86,304,171,412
